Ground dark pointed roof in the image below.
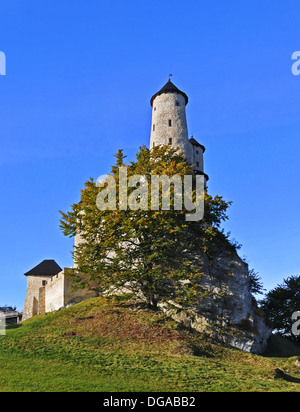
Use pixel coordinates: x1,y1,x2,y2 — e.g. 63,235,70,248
189,137,206,153
150,80,188,106
24,259,62,277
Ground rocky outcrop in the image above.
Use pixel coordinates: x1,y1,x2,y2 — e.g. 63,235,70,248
160,246,271,354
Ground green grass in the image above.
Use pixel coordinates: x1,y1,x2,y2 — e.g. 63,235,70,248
1,296,300,392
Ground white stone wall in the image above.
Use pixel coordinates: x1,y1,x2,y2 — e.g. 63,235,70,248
191,145,204,172
45,271,65,312
45,269,97,312
23,275,53,321
63,269,98,306
150,93,192,163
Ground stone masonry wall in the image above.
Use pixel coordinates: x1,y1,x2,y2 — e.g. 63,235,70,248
45,271,65,312
23,275,53,321
150,93,192,163
45,269,97,313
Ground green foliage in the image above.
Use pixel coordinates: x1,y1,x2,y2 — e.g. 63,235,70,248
261,275,300,340
60,145,232,309
248,269,265,296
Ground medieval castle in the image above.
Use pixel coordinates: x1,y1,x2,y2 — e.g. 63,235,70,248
22,79,271,355
23,79,206,321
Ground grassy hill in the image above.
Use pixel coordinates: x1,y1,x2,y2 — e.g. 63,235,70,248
1,295,300,392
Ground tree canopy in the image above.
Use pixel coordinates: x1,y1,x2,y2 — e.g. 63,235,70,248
261,275,300,341
60,145,232,309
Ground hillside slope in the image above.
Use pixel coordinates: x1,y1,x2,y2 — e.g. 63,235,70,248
0,296,300,392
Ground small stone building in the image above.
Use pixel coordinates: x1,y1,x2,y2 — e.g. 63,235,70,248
23,259,97,321
0,308,22,324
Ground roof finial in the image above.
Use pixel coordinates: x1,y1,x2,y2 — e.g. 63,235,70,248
168,74,173,81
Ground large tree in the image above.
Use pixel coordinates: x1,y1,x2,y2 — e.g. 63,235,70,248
261,275,300,341
60,145,231,309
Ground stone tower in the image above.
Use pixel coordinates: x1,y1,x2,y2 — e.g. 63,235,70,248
150,79,207,179
23,259,62,320
23,259,97,321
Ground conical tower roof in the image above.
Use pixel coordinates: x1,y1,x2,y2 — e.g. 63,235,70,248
150,79,188,106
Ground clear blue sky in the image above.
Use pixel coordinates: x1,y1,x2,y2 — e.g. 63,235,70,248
1,0,300,310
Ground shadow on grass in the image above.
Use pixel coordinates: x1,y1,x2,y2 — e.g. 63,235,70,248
5,323,22,330
275,368,300,384
264,334,300,358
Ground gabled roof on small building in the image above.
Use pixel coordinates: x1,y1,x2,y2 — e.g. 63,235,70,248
150,79,188,107
24,259,62,277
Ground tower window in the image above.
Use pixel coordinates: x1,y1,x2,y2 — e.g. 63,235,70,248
168,120,172,127
175,101,180,106
154,107,156,111
153,124,155,131
196,150,199,155
153,142,155,147
42,280,47,286
196,162,199,167
169,138,172,145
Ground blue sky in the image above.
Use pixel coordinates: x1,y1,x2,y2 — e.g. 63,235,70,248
1,0,300,310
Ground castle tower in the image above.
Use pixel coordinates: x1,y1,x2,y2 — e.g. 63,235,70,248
150,79,208,179
23,258,97,320
23,259,62,321
150,79,191,158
